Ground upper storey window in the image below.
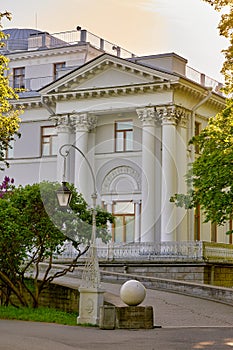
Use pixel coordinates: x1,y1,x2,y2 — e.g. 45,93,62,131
115,120,133,152
13,67,25,89
53,62,65,80
41,126,57,156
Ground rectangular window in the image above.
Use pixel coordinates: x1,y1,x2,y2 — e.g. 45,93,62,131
41,126,57,156
53,62,65,80
194,121,201,154
13,67,25,89
194,205,201,240
211,222,217,242
115,120,133,152
229,216,232,244
113,201,135,243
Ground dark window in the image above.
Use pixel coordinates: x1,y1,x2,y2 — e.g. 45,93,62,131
53,62,65,80
194,205,201,240
229,216,232,244
194,121,201,154
13,67,25,89
115,120,133,152
211,222,217,242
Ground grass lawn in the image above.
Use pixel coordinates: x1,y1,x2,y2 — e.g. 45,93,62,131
0,305,78,326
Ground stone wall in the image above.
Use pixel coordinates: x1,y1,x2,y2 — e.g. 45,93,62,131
99,262,233,287
39,283,79,313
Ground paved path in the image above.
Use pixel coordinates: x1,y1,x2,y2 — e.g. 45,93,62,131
0,320,233,350
1,278,233,349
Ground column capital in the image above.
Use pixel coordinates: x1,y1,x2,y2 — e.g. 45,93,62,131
70,113,97,132
136,107,156,126
53,115,73,133
156,105,190,127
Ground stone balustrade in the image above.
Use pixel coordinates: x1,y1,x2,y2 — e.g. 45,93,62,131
55,241,233,263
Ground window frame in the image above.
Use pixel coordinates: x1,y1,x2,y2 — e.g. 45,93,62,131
13,67,25,89
112,201,135,243
194,121,201,154
41,126,57,157
114,119,133,152
53,62,66,80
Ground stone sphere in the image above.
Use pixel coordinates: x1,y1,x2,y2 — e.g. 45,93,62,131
120,280,146,306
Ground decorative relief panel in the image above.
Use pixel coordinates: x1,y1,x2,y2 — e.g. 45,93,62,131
102,166,141,194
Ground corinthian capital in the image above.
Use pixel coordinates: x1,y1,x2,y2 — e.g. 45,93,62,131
52,115,72,133
70,113,97,132
155,105,190,127
136,107,156,126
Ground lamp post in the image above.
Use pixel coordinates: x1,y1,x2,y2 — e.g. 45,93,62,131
56,143,104,325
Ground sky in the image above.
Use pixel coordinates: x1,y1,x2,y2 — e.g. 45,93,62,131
0,0,228,83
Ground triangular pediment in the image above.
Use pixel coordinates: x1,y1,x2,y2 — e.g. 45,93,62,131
40,53,178,95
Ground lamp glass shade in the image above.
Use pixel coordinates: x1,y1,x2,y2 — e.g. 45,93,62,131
56,182,72,207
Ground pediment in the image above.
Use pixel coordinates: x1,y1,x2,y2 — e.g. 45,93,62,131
72,67,156,90
40,53,177,96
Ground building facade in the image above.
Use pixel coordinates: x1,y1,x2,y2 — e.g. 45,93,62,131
1,28,230,244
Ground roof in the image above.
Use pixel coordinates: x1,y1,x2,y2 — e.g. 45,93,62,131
2,28,44,51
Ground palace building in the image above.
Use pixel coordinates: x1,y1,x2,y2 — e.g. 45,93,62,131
1,27,229,245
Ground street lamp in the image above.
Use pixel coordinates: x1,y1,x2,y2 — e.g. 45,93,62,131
56,181,72,207
56,143,104,325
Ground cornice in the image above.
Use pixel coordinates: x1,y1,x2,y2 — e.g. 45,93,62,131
173,80,226,110
6,45,92,61
42,81,172,104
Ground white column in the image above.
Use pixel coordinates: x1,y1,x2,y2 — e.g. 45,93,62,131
136,107,156,242
134,200,141,242
71,113,97,203
159,106,177,242
176,111,190,241
56,116,73,183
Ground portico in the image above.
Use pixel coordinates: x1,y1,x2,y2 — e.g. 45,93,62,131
38,53,226,244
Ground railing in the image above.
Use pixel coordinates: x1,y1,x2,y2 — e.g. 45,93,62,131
3,28,224,94
55,241,204,262
203,242,233,262
2,28,135,59
186,66,224,95
54,240,233,263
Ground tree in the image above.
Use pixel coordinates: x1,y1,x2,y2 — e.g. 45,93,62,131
171,100,233,233
0,12,22,170
202,0,233,93
0,181,113,308
170,1,233,233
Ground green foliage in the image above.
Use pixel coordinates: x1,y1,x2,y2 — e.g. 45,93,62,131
0,306,78,326
0,12,23,169
171,100,233,233
202,0,233,94
0,181,112,308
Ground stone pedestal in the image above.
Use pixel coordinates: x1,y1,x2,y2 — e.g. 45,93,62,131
99,306,116,330
99,305,154,329
116,306,154,329
77,287,105,326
